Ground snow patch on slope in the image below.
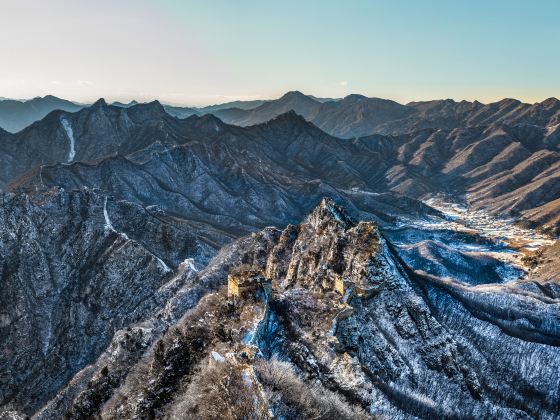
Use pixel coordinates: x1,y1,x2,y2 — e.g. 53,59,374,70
179,258,199,272
103,197,120,236
60,117,76,162
154,255,171,273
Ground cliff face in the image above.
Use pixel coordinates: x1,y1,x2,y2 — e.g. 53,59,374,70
265,199,386,294
23,199,559,419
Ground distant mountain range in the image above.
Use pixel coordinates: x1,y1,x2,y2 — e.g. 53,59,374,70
209,91,560,138
2,91,558,139
107,90,560,139
0,95,272,132
2,97,558,236
0,95,83,133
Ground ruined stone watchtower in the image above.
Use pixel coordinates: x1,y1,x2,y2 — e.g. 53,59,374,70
227,266,272,301
334,273,384,299
334,275,354,297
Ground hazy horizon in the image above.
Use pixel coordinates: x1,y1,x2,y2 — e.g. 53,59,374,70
2,90,560,109
1,0,559,106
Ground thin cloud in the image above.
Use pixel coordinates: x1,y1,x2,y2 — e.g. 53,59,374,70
76,80,93,86
339,81,348,87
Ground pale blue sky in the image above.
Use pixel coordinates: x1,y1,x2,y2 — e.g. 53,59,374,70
1,0,558,105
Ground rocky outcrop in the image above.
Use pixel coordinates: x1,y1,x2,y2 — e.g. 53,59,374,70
264,199,388,296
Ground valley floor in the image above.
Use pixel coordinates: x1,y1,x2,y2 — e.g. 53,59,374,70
389,196,555,284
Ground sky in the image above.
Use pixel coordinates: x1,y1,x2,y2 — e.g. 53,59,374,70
0,0,559,106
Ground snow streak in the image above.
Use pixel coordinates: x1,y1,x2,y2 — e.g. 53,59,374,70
104,197,170,273
60,117,76,162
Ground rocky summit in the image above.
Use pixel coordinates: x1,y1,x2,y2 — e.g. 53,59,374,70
0,93,559,419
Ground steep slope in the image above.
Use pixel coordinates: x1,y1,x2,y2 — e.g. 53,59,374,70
0,188,214,413
0,99,182,187
520,198,560,236
26,200,560,419
0,96,83,133
526,240,560,286
376,99,485,134
379,97,559,135
368,97,560,136
27,208,287,419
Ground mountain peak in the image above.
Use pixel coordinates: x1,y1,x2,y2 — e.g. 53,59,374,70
269,110,309,125
343,93,368,101
495,98,521,107
277,90,319,105
282,90,306,98
184,113,226,133
306,198,355,229
27,95,64,104
541,97,560,109
197,113,223,123
92,98,108,108
145,99,165,111
127,100,167,118
42,95,60,101
112,100,139,108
